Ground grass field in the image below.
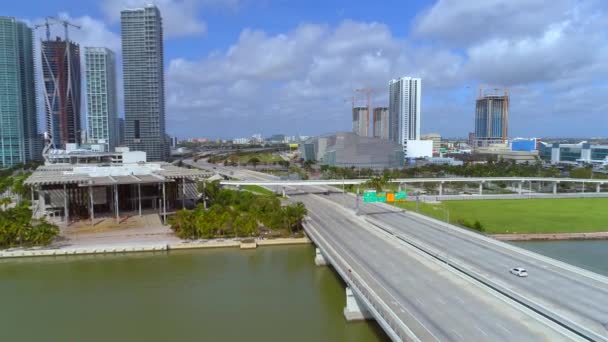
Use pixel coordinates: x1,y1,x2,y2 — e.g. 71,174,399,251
242,185,276,196
394,198,608,234
229,152,283,164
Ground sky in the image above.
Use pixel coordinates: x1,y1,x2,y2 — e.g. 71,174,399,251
7,0,608,139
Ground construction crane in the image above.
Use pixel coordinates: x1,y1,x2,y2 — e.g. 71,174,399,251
48,16,81,42
33,17,56,41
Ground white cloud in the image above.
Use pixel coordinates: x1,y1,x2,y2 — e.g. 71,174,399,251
101,0,240,38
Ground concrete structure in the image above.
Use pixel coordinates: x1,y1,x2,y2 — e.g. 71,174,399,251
0,17,40,167
539,141,608,166
352,106,369,137
26,155,208,225
372,107,389,140
474,94,509,147
41,36,81,148
121,5,168,161
421,133,441,155
301,132,403,169
85,47,118,152
403,139,432,158
389,76,421,146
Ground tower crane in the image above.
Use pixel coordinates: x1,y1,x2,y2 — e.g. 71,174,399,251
48,16,81,42
33,17,56,41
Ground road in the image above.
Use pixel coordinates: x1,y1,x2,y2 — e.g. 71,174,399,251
187,160,595,340
324,193,608,340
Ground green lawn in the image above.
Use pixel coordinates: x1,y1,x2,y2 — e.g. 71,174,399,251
242,185,276,196
231,152,283,164
395,198,608,234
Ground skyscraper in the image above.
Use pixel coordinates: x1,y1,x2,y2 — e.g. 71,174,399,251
121,5,167,161
0,17,39,167
352,106,369,137
388,77,421,145
373,107,389,140
85,47,118,151
41,36,81,148
474,94,509,147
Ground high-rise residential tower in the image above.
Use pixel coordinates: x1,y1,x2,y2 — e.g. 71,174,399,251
388,77,421,145
474,94,509,147
352,106,369,137
41,36,81,148
85,47,118,151
121,5,167,161
373,107,389,140
0,17,40,167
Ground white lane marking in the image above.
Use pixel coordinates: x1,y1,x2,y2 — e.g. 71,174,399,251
415,298,423,306
475,326,488,337
451,329,464,341
497,323,510,334
454,295,465,304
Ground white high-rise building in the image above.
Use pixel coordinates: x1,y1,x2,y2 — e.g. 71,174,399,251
389,76,421,144
85,47,118,151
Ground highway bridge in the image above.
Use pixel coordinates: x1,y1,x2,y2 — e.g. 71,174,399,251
186,159,608,341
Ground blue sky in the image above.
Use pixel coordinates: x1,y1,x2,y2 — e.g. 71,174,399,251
7,0,608,139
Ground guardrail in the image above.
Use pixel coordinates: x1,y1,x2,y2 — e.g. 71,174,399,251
304,220,419,342
365,216,605,342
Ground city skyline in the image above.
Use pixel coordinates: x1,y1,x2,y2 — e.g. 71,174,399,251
4,0,608,139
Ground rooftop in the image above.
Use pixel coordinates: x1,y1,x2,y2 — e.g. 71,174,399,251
25,163,211,186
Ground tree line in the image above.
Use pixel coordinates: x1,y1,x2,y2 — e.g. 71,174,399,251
170,181,307,240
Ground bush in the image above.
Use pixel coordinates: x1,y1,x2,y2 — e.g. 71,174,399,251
457,218,485,232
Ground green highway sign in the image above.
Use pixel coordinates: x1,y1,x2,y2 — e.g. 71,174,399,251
363,190,406,203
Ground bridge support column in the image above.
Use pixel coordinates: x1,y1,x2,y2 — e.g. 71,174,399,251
438,182,443,196
478,182,483,195
282,186,286,198
398,183,402,192
597,183,601,193
553,182,558,195
314,248,328,266
344,287,373,321
518,182,523,195
582,182,585,193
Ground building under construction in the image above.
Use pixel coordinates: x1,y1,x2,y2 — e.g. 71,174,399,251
41,36,81,148
473,93,509,147
352,106,369,137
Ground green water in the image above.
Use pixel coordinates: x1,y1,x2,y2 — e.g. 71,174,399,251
0,245,387,342
513,240,608,276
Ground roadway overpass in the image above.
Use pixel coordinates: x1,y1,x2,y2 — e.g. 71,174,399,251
186,159,608,341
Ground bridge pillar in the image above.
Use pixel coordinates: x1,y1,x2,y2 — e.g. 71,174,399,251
344,287,373,321
518,182,523,195
478,182,483,195
597,183,601,193
438,182,443,196
553,182,558,195
582,182,585,193
282,186,286,198
398,183,402,192
314,248,328,266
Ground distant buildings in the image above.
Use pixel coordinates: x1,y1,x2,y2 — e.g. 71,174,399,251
121,5,168,161
474,94,509,147
41,36,81,148
301,132,404,169
389,77,421,144
421,133,442,155
538,142,608,166
0,17,40,167
372,107,389,140
118,117,125,145
85,47,118,152
352,106,369,137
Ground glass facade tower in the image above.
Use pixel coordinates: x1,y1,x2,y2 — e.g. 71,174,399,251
121,5,167,161
388,77,421,145
0,17,39,167
85,47,118,151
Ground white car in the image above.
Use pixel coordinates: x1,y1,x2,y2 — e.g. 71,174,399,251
510,267,528,277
